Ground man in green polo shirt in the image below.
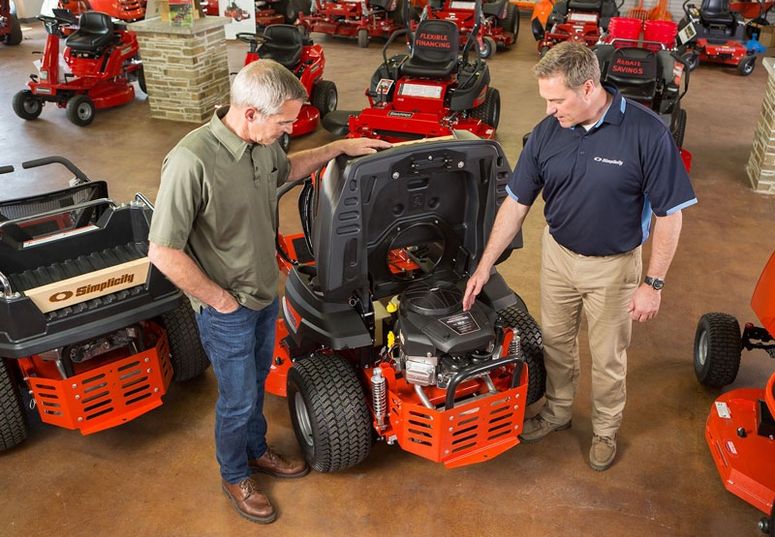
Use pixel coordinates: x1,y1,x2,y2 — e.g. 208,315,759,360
148,59,389,524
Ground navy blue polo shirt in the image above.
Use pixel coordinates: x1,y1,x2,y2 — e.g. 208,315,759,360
507,86,697,256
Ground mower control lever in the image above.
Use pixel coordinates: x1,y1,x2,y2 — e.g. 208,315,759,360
22,156,90,183
0,165,14,175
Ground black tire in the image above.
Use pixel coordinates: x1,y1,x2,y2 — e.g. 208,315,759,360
0,358,28,451
161,300,210,382
287,353,372,472
737,55,756,76
5,14,23,45
471,87,500,129
684,51,699,72
673,108,687,148
137,65,147,94
279,132,291,153
693,313,742,388
66,94,96,127
311,79,337,117
357,28,369,48
12,90,43,120
498,3,519,46
498,304,546,405
480,36,496,58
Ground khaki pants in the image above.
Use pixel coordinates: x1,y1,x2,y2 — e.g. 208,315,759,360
539,227,642,437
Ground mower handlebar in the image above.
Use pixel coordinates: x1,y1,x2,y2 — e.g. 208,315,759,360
236,32,272,45
22,156,90,183
0,166,14,175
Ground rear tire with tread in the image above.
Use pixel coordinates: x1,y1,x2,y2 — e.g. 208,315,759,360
497,303,546,405
311,79,338,117
693,312,742,388
5,14,23,45
0,358,27,452
357,28,369,48
161,300,210,382
471,87,500,129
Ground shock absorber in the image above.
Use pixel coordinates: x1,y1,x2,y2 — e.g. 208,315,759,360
509,328,521,358
371,366,387,430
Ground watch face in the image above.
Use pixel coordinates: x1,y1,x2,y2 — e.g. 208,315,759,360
646,277,664,290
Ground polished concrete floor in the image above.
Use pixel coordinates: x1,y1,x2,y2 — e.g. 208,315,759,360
2,17,775,537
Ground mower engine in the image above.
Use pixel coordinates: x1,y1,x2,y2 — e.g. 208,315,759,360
395,284,512,394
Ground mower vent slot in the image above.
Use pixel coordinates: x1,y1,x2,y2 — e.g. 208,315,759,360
118,360,141,372
122,376,147,389
41,400,60,407
452,442,476,453
82,390,110,404
43,409,63,416
84,399,112,412
83,382,108,393
408,428,433,438
36,382,56,390
126,392,152,406
488,413,510,426
408,410,431,419
37,392,57,399
86,407,114,420
488,430,511,441
453,424,478,437
408,419,432,429
487,421,511,434
82,373,105,385
457,416,477,427
452,433,477,445
124,383,151,398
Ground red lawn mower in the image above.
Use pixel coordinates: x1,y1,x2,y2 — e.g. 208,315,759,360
224,0,253,21
268,136,545,471
56,0,147,22
693,250,775,535
677,0,761,75
12,9,144,127
297,0,407,48
322,2,500,142
420,0,519,58
1,0,22,45
238,24,338,151
595,17,693,172
533,0,622,55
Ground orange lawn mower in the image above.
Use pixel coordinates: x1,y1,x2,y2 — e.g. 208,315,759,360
693,250,775,535
532,0,623,55
267,136,546,471
238,24,338,151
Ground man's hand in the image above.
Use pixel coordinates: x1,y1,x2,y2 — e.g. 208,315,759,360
212,289,240,314
628,284,661,322
335,137,392,157
462,268,490,311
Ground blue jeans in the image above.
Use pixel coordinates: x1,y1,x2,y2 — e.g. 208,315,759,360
195,298,279,484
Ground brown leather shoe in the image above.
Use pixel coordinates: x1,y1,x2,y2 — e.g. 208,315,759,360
221,477,276,524
248,446,309,479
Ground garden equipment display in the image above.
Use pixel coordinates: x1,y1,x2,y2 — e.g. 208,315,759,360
533,0,622,55
322,0,500,141
267,135,545,471
0,157,209,452
12,9,144,127
239,24,338,151
693,250,775,535
677,0,761,75
0,0,22,45
296,0,407,48
596,17,693,171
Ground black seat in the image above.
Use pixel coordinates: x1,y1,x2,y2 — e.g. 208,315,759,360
568,0,603,12
598,46,658,102
258,24,303,70
483,0,508,18
700,0,736,26
66,12,115,54
402,20,460,78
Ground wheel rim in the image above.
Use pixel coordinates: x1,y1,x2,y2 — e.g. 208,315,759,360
697,328,708,368
294,391,314,448
23,99,39,114
327,88,337,113
76,102,92,121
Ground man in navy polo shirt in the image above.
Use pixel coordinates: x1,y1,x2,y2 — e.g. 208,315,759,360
462,42,696,471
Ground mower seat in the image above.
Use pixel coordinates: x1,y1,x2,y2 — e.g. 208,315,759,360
700,0,737,26
66,11,115,54
258,24,303,70
568,0,602,12
483,0,508,18
597,45,658,103
402,20,460,78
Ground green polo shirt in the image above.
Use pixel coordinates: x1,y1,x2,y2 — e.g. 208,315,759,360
148,106,290,312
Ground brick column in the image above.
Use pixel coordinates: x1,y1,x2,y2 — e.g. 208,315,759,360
129,17,231,123
746,58,775,194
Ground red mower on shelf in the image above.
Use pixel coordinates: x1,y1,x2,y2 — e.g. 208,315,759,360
677,0,761,75
322,1,500,141
225,0,252,21
57,0,147,22
267,135,545,471
1,0,22,45
12,9,144,127
595,16,693,171
533,0,622,55
693,250,775,535
0,157,209,452
297,0,408,48
238,24,338,151
421,0,519,58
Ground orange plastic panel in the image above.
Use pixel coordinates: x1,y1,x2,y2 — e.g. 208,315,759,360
751,251,775,336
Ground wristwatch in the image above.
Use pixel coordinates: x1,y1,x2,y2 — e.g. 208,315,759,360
644,276,665,290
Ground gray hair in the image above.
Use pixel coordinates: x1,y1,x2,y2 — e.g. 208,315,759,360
532,42,601,89
231,59,308,116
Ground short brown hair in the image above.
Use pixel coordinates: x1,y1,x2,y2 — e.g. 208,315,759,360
532,42,600,89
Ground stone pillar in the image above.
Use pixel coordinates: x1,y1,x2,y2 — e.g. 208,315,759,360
745,58,775,194
129,16,231,123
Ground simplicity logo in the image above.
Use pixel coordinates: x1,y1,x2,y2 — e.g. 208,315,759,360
593,156,624,166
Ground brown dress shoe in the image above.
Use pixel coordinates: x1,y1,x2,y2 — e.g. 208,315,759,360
221,477,276,524
248,446,309,478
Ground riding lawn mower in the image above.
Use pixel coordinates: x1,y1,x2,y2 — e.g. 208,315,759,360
297,0,408,48
0,157,209,452
693,250,775,535
268,135,546,471
533,0,622,55
0,0,22,45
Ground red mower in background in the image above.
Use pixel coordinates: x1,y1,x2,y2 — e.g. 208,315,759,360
677,0,761,75
693,251,775,535
297,0,408,48
533,0,622,55
224,0,252,21
238,24,338,151
595,17,693,172
1,0,23,45
204,0,311,26
12,9,144,126
322,0,500,142
420,0,519,58
57,0,147,22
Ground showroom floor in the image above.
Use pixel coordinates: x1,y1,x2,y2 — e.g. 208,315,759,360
2,15,775,537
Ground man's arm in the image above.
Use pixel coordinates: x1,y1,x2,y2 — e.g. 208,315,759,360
462,197,531,310
148,242,239,314
288,138,391,181
628,210,683,322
